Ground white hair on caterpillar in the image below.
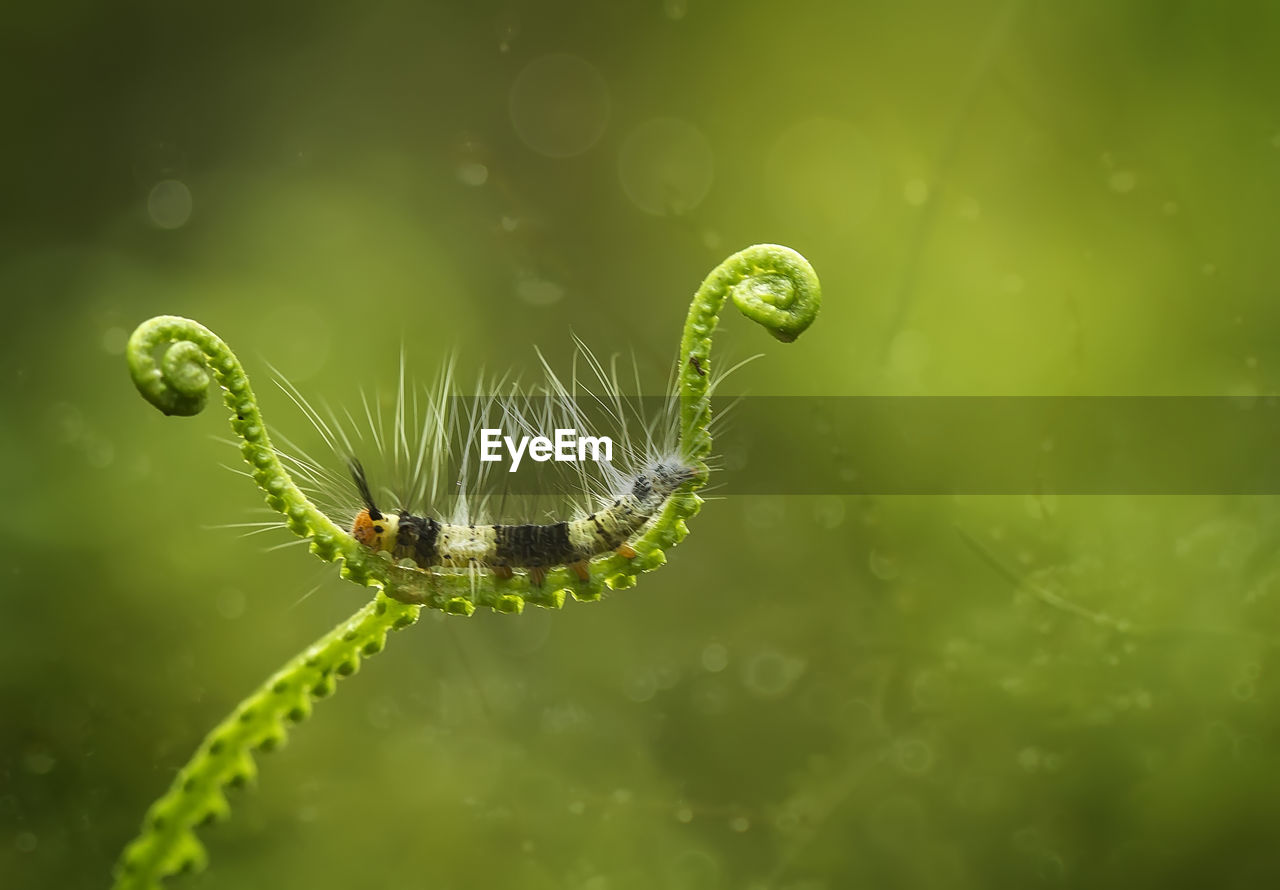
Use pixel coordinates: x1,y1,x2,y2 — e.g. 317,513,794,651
261,338,746,580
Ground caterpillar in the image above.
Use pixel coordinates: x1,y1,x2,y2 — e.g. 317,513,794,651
276,337,707,591
348,458,694,584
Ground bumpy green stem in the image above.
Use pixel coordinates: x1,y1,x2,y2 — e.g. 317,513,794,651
115,245,820,888
113,594,415,889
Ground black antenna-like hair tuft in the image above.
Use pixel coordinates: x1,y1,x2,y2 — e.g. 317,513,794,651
348,458,382,520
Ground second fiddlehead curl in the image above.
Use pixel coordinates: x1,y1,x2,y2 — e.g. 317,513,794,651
678,243,822,463
610,244,823,586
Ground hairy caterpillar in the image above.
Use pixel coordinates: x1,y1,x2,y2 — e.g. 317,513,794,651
279,345,705,590
275,332,707,594
347,446,696,586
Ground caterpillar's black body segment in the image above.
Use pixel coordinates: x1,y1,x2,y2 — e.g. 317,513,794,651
393,513,441,567
495,522,575,568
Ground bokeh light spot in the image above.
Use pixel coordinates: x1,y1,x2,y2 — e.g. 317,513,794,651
742,649,805,698
624,667,659,702
23,748,55,775
101,325,128,355
516,273,565,306
1109,170,1136,193
147,179,193,229
619,117,714,216
456,161,489,186
700,642,729,673
868,548,901,581
813,496,846,529
663,0,688,20
509,54,610,158
895,738,935,775
216,588,246,620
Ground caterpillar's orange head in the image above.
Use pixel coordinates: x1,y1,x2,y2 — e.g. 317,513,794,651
351,507,397,553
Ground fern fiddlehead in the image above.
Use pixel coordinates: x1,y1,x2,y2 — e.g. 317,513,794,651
113,244,821,889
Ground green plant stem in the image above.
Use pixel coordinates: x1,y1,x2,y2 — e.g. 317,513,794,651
113,593,418,889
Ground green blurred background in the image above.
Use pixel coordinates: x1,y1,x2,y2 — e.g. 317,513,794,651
4,1,1280,887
